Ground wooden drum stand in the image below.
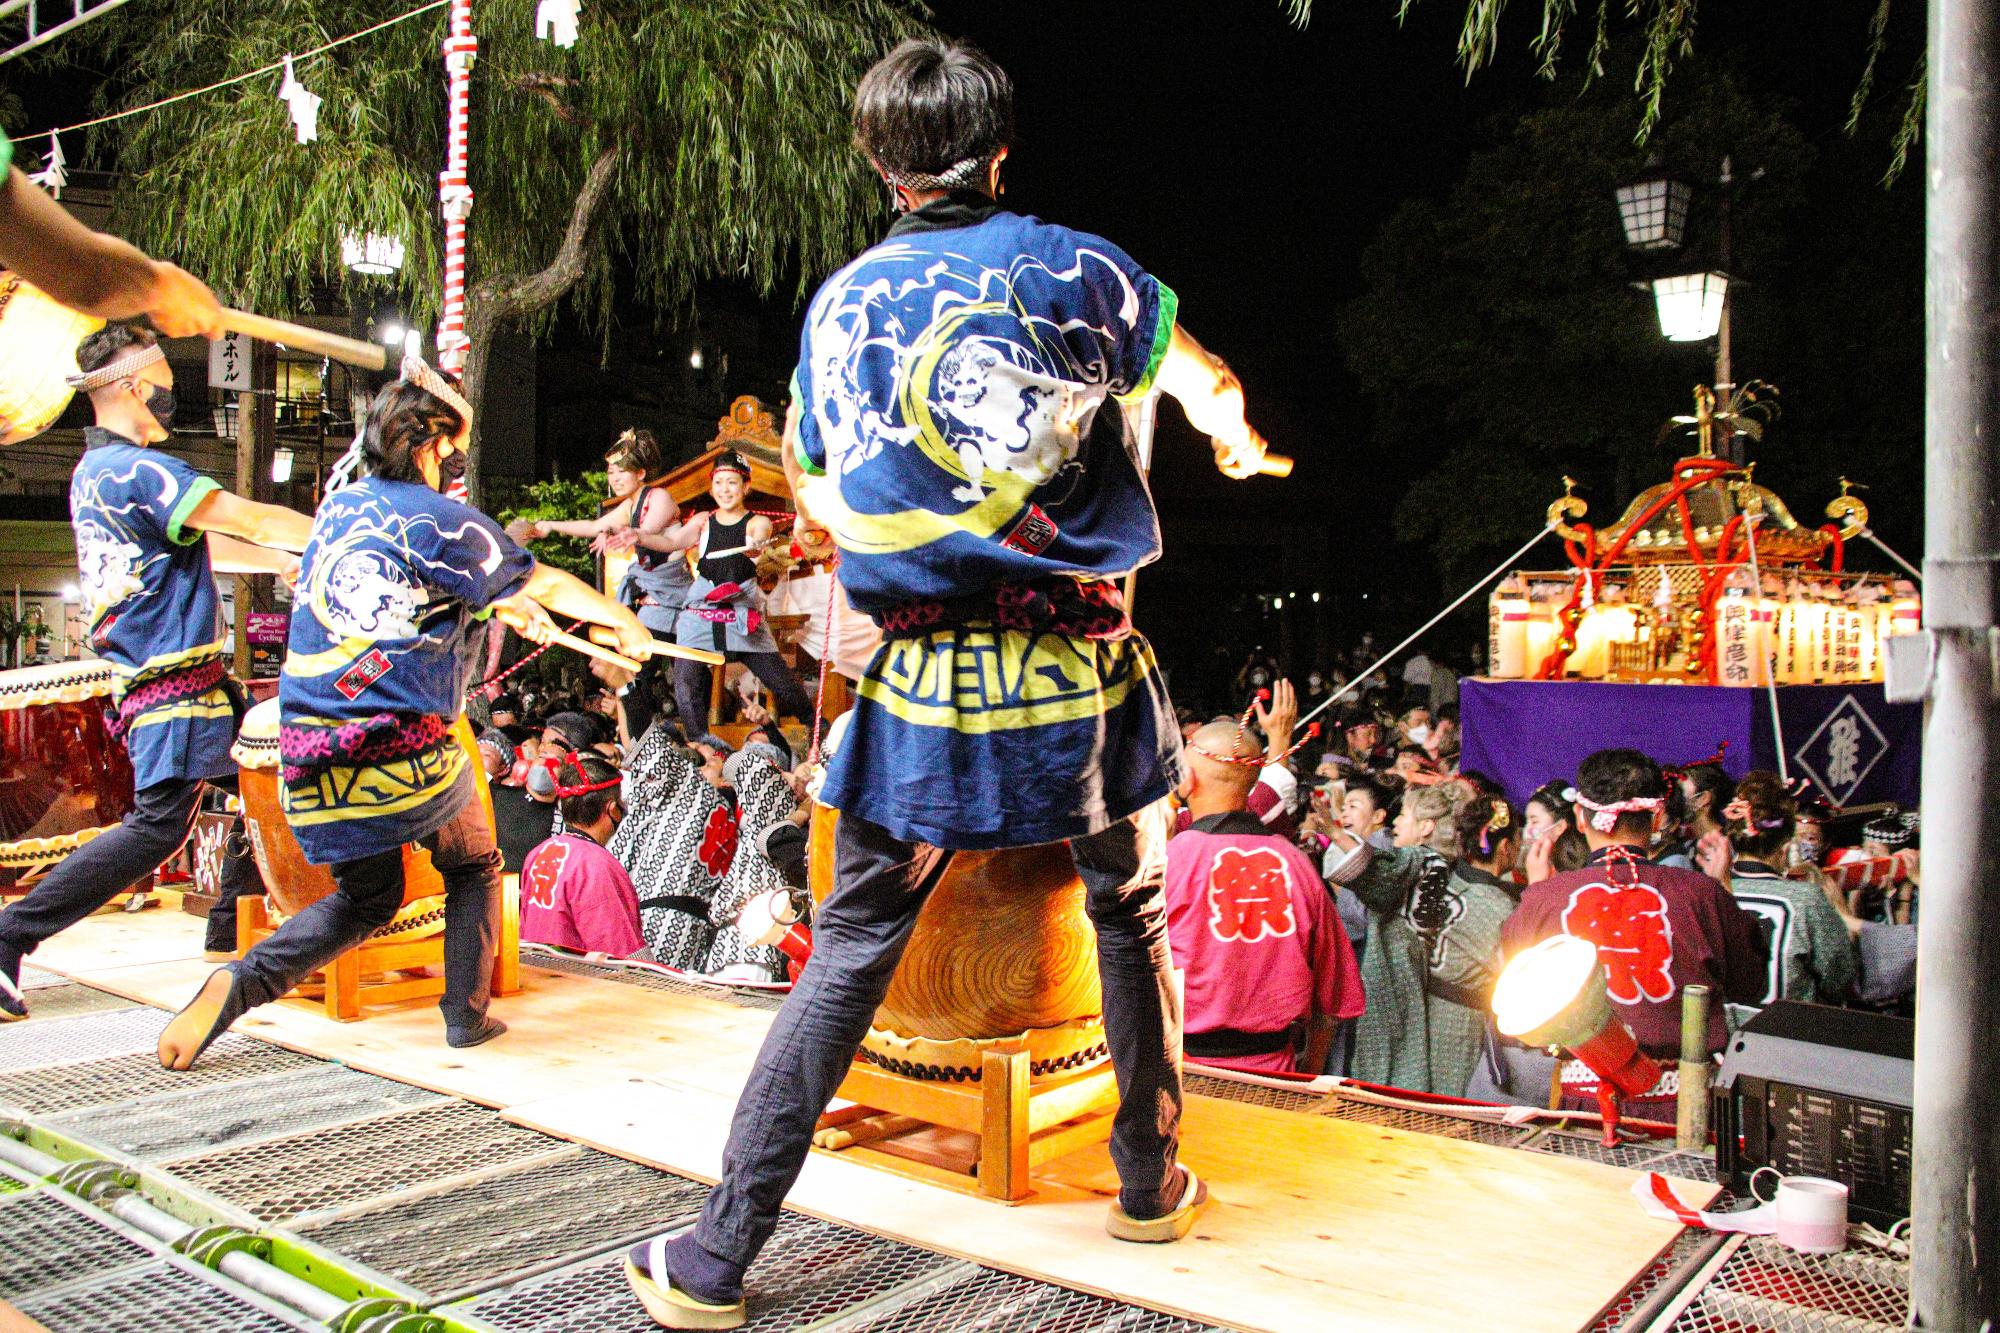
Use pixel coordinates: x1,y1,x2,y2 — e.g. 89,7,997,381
804,808,1119,1201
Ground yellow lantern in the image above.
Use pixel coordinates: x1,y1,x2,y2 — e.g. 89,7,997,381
0,273,105,445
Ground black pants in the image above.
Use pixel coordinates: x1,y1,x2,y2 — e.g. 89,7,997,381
227,794,502,1032
674,650,813,737
690,806,1183,1277
0,776,222,956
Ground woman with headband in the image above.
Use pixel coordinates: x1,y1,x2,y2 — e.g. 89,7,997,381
158,359,651,1069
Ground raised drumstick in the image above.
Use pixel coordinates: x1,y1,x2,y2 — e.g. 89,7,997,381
588,626,725,665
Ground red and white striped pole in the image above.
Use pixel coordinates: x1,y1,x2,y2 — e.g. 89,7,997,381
437,0,475,376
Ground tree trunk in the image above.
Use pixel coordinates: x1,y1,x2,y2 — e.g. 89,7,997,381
459,145,621,506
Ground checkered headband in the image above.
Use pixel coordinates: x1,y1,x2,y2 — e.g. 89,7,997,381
64,343,164,391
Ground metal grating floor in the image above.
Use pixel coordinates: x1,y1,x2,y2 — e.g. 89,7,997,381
295,1146,710,1301
1526,1130,1723,1180
50,1062,444,1161
526,950,788,1011
1322,1094,1536,1146
826,1262,1223,1332
16,1257,319,1333
19,963,74,990
0,1040,318,1116
465,1210,965,1332
0,1189,155,1300
1665,1236,1910,1333
14,981,140,1022
167,1098,570,1224
1183,1069,1328,1113
0,1006,180,1068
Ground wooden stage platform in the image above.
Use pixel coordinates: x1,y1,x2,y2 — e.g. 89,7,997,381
25,909,1714,1333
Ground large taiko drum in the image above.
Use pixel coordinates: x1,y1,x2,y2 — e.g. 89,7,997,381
808,804,1108,1082
231,698,491,943
0,660,135,890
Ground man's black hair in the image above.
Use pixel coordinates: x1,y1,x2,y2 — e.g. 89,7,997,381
1574,748,1667,837
852,39,1013,181
558,753,622,830
1681,763,1735,815
360,379,463,483
76,323,158,376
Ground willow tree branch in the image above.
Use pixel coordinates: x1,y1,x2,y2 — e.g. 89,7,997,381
469,143,620,323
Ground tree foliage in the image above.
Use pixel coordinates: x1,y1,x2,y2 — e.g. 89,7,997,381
1288,1,1924,171
490,469,605,584
63,0,929,492
1338,59,1921,599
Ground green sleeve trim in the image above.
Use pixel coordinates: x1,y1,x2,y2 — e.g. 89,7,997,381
166,476,222,546
0,128,13,178
789,369,825,477
1116,280,1178,403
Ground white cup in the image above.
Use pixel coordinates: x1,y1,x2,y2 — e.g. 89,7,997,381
1752,1168,1850,1254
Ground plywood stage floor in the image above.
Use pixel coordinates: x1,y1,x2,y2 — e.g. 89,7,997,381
26,908,1714,1333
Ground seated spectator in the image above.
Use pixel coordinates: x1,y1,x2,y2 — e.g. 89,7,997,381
706,743,799,981
493,756,559,874
610,724,736,971
1500,749,1766,1092
1166,720,1363,1075
690,732,733,792
1701,771,1857,1009
1678,763,1734,845
1323,784,1463,1093
520,755,650,960
1419,793,1523,1097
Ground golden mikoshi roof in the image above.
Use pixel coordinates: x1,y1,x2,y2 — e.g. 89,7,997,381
1546,384,1868,567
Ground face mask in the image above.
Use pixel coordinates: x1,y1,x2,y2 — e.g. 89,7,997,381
1250,670,1270,688
1407,724,1432,745
525,760,558,800
141,383,176,433
1308,673,1324,690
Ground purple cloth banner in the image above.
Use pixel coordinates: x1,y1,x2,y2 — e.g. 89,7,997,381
1460,679,1921,810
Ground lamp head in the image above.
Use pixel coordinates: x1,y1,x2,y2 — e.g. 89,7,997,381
1494,934,1660,1101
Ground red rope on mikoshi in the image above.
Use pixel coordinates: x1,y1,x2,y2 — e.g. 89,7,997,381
435,0,475,373
470,618,584,700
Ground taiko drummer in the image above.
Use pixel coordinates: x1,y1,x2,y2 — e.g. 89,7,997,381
158,358,649,1066
0,324,309,1021
624,39,1276,1329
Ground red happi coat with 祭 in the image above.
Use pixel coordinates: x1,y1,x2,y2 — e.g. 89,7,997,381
1164,813,1365,1073
1501,845,1767,1058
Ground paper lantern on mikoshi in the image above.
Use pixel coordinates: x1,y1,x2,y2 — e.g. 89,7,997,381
0,273,104,445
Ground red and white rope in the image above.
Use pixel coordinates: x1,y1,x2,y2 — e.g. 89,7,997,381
436,0,475,375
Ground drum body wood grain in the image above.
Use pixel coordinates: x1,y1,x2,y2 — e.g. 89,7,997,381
231,698,491,940
808,803,1107,1081
0,660,135,890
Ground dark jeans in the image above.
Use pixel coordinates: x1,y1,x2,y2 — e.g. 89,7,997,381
674,649,813,737
227,794,502,1032
0,776,211,956
691,806,1183,1276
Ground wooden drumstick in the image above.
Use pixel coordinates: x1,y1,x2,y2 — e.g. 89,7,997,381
538,626,643,673
1258,452,1295,478
587,626,725,666
218,309,390,372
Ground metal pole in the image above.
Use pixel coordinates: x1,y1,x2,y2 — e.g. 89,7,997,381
1912,0,2000,1326
1716,156,1734,403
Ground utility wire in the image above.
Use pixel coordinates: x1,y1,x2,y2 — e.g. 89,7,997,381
22,0,448,141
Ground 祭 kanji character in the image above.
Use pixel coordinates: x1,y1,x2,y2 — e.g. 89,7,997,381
1559,880,1676,1003
1206,846,1298,944
524,839,571,911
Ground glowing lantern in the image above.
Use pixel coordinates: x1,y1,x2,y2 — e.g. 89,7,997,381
1651,272,1729,342
0,273,106,446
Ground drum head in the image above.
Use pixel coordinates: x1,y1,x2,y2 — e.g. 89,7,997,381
0,659,118,711
0,274,104,446
231,697,282,770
